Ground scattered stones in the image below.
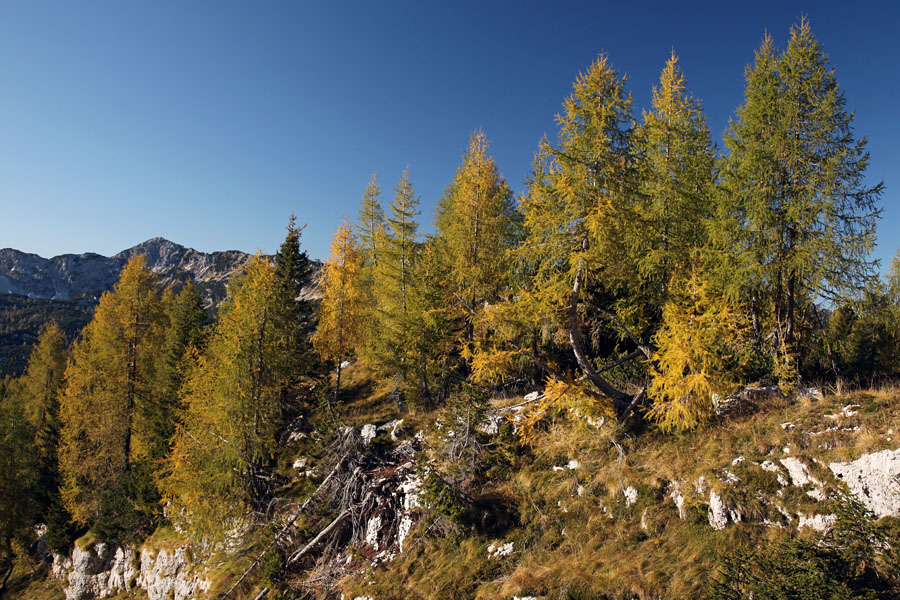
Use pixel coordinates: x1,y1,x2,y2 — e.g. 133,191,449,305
695,476,708,495
797,387,824,401
721,469,740,485
360,424,378,446
624,486,638,506
377,419,404,441
669,482,687,519
779,457,818,487
487,542,514,558
780,456,826,499
477,414,504,435
552,459,580,472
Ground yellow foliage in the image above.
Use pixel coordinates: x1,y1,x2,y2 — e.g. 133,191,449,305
58,255,166,524
648,262,745,432
312,220,365,365
517,376,615,444
467,347,530,385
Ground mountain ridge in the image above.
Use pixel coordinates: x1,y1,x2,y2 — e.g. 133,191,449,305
0,237,254,305
0,238,256,377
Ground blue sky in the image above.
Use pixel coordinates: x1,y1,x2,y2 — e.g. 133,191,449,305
1,1,898,266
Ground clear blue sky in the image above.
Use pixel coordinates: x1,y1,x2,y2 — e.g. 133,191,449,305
1,1,898,265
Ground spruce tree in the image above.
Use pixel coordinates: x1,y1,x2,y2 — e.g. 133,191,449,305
17,322,75,548
273,214,316,383
151,283,206,463
0,392,39,594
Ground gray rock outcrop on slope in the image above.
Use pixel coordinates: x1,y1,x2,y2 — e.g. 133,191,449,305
52,542,210,600
830,448,900,518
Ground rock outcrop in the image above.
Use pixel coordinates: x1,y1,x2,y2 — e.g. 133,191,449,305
830,448,900,518
52,542,209,600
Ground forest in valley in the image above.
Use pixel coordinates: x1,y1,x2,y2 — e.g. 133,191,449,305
2,19,898,600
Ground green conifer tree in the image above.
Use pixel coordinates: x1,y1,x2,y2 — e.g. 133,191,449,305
357,173,386,266
16,322,75,549
436,131,521,340
0,392,39,593
637,52,716,303
720,21,882,387
273,214,317,383
368,168,423,399
151,282,206,463
356,175,387,351
161,256,287,539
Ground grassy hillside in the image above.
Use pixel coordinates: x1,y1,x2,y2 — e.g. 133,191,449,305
13,369,899,599
336,382,900,599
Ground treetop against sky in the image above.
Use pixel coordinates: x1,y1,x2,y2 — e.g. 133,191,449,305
1,1,897,266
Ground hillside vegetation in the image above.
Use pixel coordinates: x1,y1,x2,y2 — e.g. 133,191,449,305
2,18,898,600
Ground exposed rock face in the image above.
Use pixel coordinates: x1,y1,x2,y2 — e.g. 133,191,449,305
830,448,900,518
138,547,211,600
708,490,729,530
0,238,253,306
52,542,209,600
51,543,138,600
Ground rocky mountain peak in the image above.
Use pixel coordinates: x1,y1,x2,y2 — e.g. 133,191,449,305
0,239,253,305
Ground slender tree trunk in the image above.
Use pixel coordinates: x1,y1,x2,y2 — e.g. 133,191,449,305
567,267,632,414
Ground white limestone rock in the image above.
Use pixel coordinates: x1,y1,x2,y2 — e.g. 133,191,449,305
477,413,504,435
487,542,514,558
779,457,818,487
669,482,687,520
52,542,209,600
829,448,900,518
798,513,837,531
138,547,210,600
624,486,638,506
360,423,378,446
708,490,729,530
52,543,138,600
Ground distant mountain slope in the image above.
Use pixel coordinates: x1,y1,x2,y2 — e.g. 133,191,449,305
0,294,95,378
0,238,255,377
0,237,253,307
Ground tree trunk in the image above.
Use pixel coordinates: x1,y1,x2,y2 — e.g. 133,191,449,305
567,270,633,416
